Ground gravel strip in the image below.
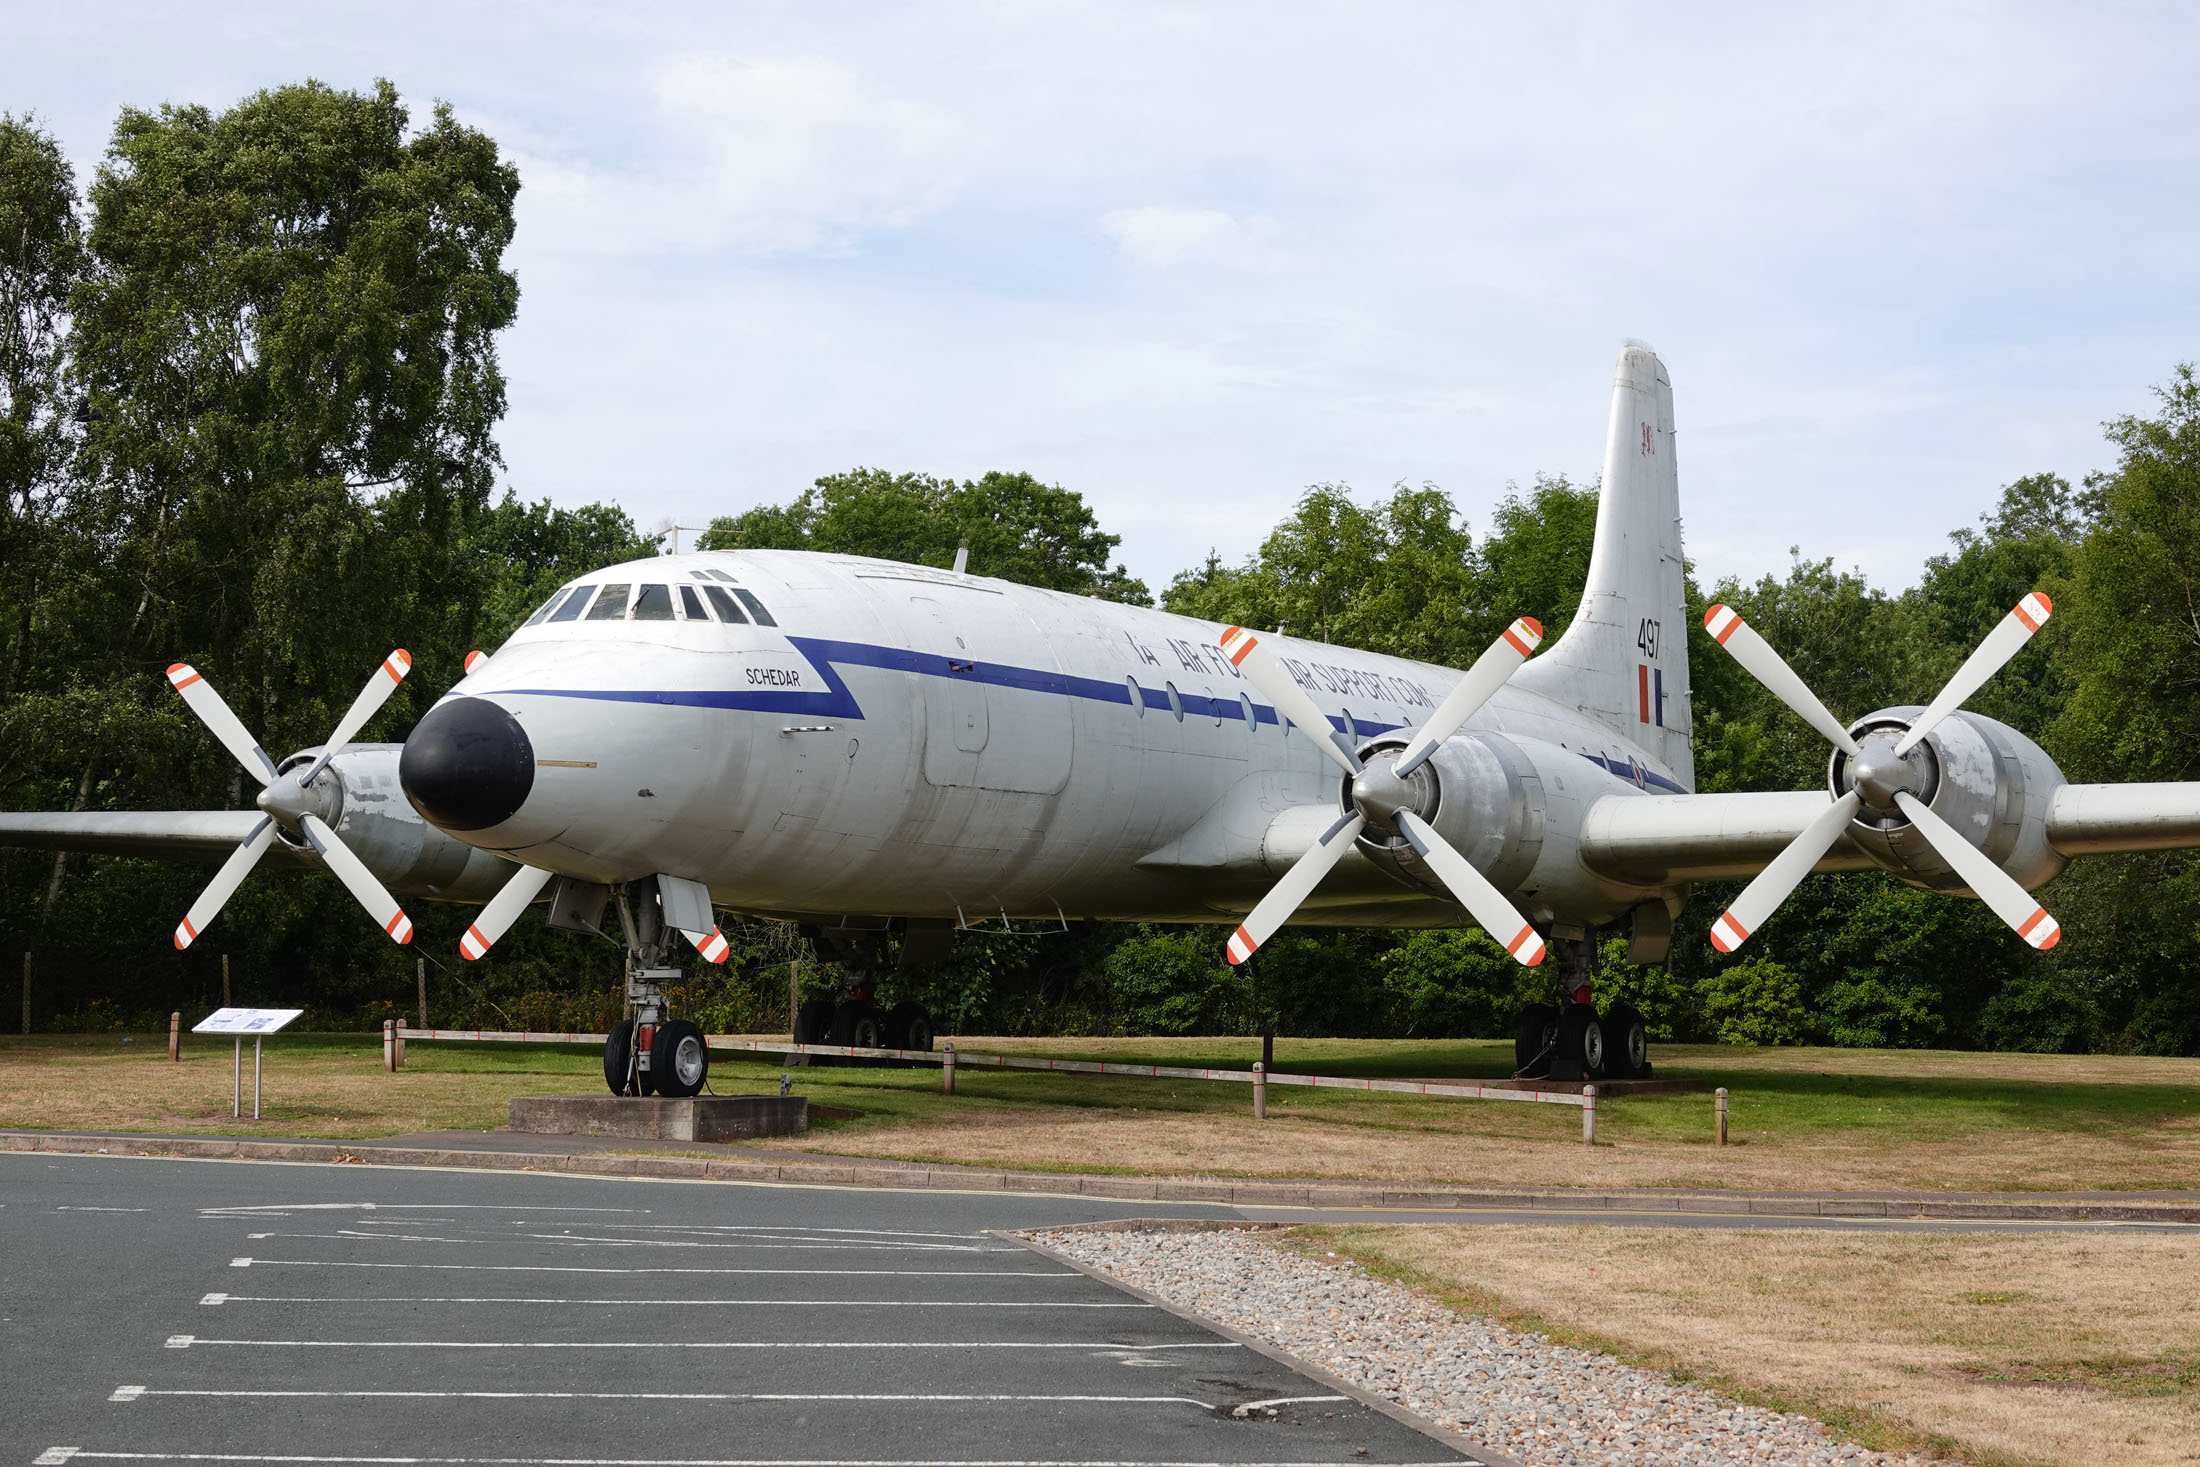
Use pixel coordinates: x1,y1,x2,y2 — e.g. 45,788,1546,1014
1027,1226,1952,1467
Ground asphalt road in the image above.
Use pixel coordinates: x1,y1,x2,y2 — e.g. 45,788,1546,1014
1,1153,1479,1467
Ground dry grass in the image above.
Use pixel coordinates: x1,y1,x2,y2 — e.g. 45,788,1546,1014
3,1032,2199,1196
1299,1224,2200,1467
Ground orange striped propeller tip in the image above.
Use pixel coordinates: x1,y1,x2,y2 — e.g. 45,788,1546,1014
464,650,488,674
690,928,731,964
2018,906,2060,950
1217,626,1258,666
173,918,199,950
1702,604,1745,645
1501,617,1544,656
2013,592,2053,633
379,649,413,682
165,663,203,689
1708,910,1751,953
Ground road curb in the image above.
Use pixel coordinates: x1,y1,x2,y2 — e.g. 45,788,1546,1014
5,1128,2197,1223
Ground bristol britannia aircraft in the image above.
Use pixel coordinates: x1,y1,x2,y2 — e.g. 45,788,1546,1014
11,344,2200,1097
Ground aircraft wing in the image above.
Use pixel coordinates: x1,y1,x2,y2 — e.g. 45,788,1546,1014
1582,782,2200,886
0,810,269,859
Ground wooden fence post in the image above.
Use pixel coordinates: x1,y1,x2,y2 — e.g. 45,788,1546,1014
1252,1061,1266,1119
416,957,427,1031
1716,1087,1729,1146
169,1012,181,1061
19,952,28,1036
221,953,231,1007
787,960,800,1036
942,1042,956,1095
384,1019,395,1072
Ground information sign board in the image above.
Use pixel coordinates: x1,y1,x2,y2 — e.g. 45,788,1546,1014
192,1007,303,1035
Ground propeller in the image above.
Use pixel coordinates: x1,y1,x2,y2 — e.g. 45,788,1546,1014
166,654,417,949
1701,592,2058,951
1216,620,1548,967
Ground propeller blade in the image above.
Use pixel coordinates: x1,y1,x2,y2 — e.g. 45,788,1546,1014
1393,617,1543,777
1224,812,1366,965
298,813,413,945
464,650,488,674
1894,593,2052,757
301,649,413,786
166,664,277,786
1702,605,1862,759
684,927,731,964
1708,791,1861,952
1894,792,2061,949
458,862,557,961
174,817,278,949
1396,809,1546,966
1217,626,1362,776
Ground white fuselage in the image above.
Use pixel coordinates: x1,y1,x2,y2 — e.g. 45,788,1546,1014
445,549,1684,931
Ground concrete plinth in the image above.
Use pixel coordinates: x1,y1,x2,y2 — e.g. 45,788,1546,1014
508,1095,809,1143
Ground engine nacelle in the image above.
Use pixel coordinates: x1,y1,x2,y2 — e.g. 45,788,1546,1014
1831,707,2067,896
277,744,519,903
1347,731,1547,898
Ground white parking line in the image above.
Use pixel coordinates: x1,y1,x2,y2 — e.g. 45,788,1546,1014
552,1225,986,1240
162,1336,1237,1351
241,1231,1015,1253
199,1295,1150,1308
38,1455,1459,1467
56,1206,148,1212
110,1389,1255,1407
228,1259,1079,1278
202,1204,648,1216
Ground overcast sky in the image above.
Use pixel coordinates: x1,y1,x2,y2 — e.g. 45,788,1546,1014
9,3,2199,595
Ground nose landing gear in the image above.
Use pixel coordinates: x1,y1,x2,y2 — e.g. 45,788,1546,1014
602,881,711,1098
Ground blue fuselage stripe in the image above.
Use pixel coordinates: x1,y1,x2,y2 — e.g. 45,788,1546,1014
499,635,1686,794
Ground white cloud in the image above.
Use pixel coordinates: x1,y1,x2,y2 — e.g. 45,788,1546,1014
1099,206,1266,269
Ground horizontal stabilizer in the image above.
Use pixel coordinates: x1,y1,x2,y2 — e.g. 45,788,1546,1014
0,811,269,859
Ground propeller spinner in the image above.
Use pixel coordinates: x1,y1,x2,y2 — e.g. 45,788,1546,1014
1701,592,2060,952
166,652,417,948
1215,619,1549,968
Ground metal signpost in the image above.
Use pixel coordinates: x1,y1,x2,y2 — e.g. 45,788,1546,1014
192,1008,304,1119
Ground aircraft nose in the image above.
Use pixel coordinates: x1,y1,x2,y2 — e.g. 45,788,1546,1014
400,697,536,832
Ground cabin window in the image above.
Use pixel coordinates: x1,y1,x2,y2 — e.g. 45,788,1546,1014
1126,675,1145,717
1164,681,1184,722
733,588,778,626
702,585,748,623
632,584,675,621
524,585,574,627
678,585,707,620
1240,693,1258,730
548,585,593,622
586,584,631,620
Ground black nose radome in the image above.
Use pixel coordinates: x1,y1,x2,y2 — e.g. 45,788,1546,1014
401,697,535,832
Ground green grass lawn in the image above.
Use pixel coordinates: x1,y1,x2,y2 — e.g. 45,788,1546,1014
4,1031,2196,1193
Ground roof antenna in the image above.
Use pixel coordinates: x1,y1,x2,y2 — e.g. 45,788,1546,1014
951,543,969,575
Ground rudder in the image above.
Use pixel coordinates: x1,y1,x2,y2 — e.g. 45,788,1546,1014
1511,343,1694,789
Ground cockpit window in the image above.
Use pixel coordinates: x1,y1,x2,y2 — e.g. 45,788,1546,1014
632,584,674,621
547,585,592,622
524,585,574,627
706,569,738,583
702,585,748,624
586,584,631,620
732,588,777,627
678,585,707,620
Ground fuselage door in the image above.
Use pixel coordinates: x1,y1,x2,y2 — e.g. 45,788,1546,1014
909,596,987,786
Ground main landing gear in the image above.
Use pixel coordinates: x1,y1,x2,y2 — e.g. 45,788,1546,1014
794,923,940,1063
603,880,711,1098
1511,934,1651,1084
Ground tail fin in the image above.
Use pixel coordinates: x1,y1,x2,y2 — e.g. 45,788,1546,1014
1512,343,1694,789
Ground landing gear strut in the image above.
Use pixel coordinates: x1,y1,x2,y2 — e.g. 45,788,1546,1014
1510,932,1651,1083
602,880,710,1098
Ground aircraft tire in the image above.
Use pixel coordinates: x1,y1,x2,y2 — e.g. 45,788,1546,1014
1602,1003,1648,1078
835,1001,884,1054
887,1002,934,1054
652,1019,709,1098
1513,1004,1558,1078
604,1021,637,1096
1555,1003,1606,1081
794,998,838,1067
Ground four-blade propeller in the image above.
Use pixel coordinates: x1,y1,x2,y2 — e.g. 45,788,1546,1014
166,653,416,949
1702,592,2059,952
1215,620,1548,969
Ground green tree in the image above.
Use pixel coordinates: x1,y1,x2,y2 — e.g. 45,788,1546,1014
702,467,1149,603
